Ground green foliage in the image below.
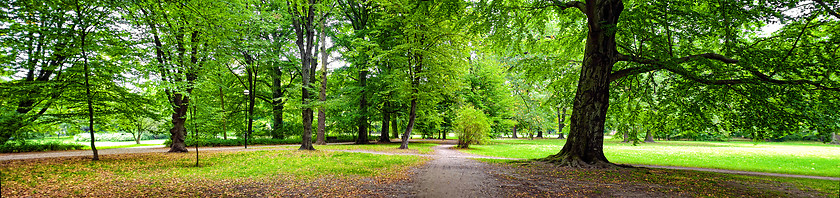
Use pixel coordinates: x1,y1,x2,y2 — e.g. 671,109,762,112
0,141,84,153
73,133,169,142
453,106,491,148
164,135,378,147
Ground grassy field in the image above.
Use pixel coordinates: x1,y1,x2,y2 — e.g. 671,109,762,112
463,138,840,177
1,149,427,197
316,143,437,154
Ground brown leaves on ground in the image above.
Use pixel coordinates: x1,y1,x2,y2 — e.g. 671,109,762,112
0,151,421,198
488,161,831,198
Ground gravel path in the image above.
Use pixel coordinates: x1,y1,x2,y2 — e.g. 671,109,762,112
413,144,502,198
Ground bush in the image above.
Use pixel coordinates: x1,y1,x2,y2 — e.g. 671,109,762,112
0,141,84,153
453,106,491,149
164,135,378,147
73,133,170,142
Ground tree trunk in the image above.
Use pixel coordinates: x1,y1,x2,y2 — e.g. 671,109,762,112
512,125,518,138
316,17,328,145
558,107,567,139
272,67,285,139
379,102,391,143
246,61,256,148
391,114,399,139
830,132,839,145
135,125,142,144
82,33,98,160
220,87,227,140
537,129,544,138
644,131,656,143
169,93,190,152
622,131,629,143
541,0,622,167
399,98,418,149
292,0,317,151
356,70,369,144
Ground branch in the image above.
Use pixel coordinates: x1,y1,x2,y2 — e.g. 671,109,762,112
510,1,585,13
611,53,739,82
613,54,840,91
815,0,840,19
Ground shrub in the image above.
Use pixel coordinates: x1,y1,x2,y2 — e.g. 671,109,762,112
73,133,170,142
164,135,377,147
453,106,491,149
0,141,84,153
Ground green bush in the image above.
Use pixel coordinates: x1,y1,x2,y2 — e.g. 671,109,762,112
0,141,84,153
73,133,169,142
164,135,377,147
454,106,491,149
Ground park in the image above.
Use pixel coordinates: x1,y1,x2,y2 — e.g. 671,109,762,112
1,0,840,197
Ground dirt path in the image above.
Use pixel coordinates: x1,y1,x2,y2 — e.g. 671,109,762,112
412,144,502,198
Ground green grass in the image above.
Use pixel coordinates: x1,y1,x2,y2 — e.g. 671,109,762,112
1,150,428,197
463,138,840,177
314,143,437,154
82,144,161,150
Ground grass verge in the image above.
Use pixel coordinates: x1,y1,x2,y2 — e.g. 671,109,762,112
1,149,428,197
463,138,840,177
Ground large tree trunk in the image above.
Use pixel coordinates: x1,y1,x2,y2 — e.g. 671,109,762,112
399,97,417,149
292,0,318,151
537,129,544,138
316,18,328,145
169,93,190,152
541,0,622,167
379,102,391,143
391,113,400,139
512,125,518,138
271,67,285,139
356,70,369,144
830,132,839,145
644,131,656,143
558,107,567,139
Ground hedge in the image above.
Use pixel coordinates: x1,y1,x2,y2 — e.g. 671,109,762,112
0,141,85,153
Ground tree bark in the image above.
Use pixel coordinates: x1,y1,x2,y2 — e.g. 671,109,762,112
622,131,629,143
316,16,328,145
558,107,567,139
830,132,839,145
391,113,400,139
356,70,369,144
512,125,518,138
81,32,98,161
271,66,285,139
169,93,190,153
541,0,622,167
644,131,656,143
537,129,544,138
291,0,318,151
399,97,417,149
379,102,391,143
220,87,227,139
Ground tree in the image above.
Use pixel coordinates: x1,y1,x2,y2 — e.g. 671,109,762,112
288,0,322,150
479,0,840,166
0,0,75,144
126,0,236,152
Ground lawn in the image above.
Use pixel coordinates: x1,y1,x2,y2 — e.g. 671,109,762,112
315,143,437,154
463,138,840,177
0,150,428,197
